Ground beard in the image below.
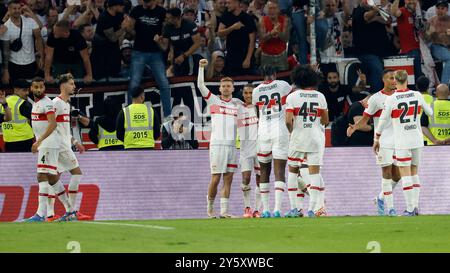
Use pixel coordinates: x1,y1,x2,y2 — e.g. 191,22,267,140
328,82,339,89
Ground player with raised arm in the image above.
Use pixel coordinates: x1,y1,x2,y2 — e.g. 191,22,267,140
23,77,73,222
237,84,261,218
50,73,90,222
285,65,329,217
252,65,292,218
198,59,242,218
347,69,401,216
374,70,433,216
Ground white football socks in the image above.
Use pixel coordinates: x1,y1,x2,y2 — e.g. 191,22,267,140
402,176,415,212
241,183,251,208
287,172,298,210
37,182,48,218
52,181,71,213
382,178,394,210
47,185,56,217
68,174,82,211
274,181,285,212
412,175,421,210
254,186,261,212
220,198,229,215
260,183,270,212
308,174,321,212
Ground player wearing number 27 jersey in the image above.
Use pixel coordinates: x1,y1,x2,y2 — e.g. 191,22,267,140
375,70,433,216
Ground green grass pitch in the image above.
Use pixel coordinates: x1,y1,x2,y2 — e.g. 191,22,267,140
1,215,450,253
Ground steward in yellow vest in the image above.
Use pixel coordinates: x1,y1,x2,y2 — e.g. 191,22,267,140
89,97,124,150
421,84,450,145
2,79,34,152
116,87,160,149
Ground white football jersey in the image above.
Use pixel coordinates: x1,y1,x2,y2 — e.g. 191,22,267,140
378,89,433,150
363,90,395,149
252,80,292,141
53,96,72,150
237,103,258,157
204,92,241,146
286,89,328,152
31,96,60,149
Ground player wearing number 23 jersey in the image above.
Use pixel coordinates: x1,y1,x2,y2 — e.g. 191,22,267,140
252,78,292,162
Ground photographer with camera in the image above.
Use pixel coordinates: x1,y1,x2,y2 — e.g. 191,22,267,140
1,0,44,85
161,112,198,150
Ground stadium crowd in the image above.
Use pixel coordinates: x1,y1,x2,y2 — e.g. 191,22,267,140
0,0,450,150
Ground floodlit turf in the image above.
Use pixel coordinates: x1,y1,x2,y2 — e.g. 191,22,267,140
1,215,450,253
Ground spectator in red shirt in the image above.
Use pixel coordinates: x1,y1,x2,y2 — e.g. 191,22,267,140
391,0,424,81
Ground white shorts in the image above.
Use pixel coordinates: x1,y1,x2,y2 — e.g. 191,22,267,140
394,148,422,167
57,149,80,173
376,147,396,167
210,145,237,174
257,136,289,163
37,148,59,175
240,155,260,174
288,149,324,167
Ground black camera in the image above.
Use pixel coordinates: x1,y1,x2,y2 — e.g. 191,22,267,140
71,109,81,117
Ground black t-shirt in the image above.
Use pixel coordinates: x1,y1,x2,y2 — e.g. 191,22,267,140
347,101,373,146
352,5,391,57
220,11,256,61
94,10,124,48
47,30,88,64
130,5,166,52
163,19,198,58
319,84,352,121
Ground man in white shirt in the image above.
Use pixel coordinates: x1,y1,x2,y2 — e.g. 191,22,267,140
198,59,242,218
1,0,44,84
374,70,433,216
286,65,329,217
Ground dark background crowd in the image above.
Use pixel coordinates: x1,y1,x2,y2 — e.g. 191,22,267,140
0,0,449,149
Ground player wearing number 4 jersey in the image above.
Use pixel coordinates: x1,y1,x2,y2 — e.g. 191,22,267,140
252,65,291,218
49,73,91,222
286,65,329,218
348,69,401,216
374,70,433,216
23,78,73,222
198,59,242,218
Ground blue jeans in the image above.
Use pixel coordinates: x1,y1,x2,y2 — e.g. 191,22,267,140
291,10,308,64
406,49,423,82
431,44,450,84
128,50,172,118
358,54,384,93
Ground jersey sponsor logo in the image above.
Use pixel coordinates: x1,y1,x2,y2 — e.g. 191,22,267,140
238,116,258,127
56,114,70,122
210,105,238,116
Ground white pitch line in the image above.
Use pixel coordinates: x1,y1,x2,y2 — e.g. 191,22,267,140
82,221,175,230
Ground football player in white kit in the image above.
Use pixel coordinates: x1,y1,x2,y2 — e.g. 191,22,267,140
286,65,329,217
198,59,242,218
374,70,433,216
252,65,292,218
49,73,90,221
23,77,74,222
347,69,401,216
237,84,261,218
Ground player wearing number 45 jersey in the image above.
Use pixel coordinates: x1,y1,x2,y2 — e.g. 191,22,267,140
374,70,433,216
198,59,242,218
252,65,292,218
23,77,75,222
286,65,329,218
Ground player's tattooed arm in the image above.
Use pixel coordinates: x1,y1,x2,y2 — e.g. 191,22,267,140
285,110,294,133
